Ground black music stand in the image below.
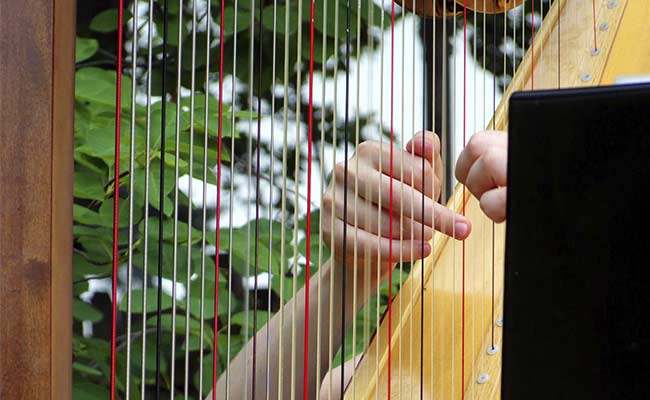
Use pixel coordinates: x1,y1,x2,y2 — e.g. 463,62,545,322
502,84,650,400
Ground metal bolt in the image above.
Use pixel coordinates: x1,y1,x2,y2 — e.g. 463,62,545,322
478,374,490,384
581,73,593,82
608,0,617,9
496,318,504,327
600,22,610,31
591,48,601,56
487,345,499,355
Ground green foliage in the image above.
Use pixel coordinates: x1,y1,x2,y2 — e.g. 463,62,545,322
72,0,388,398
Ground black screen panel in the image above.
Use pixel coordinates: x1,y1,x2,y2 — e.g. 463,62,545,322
502,84,650,400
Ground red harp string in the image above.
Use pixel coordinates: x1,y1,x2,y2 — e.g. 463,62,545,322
303,0,316,395
110,0,125,398
388,0,396,396
213,0,226,397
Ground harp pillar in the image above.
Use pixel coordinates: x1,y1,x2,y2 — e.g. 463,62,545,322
0,0,76,398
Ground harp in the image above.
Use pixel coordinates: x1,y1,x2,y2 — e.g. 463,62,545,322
1,0,650,400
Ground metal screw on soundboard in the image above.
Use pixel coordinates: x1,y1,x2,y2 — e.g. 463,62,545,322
487,344,499,355
591,48,601,56
581,73,593,82
496,318,504,327
478,374,490,384
607,0,617,8
600,22,610,31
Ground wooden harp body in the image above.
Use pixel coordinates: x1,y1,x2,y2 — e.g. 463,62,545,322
348,0,650,398
2,0,650,399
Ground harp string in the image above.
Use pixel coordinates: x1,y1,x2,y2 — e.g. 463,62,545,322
410,0,416,396
110,0,125,397
278,0,291,396
451,0,457,397
398,1,407,398
419,1,428,399
243,0,254,392
183,0,198,395
140,0,155,394
341,0,352,393
125,0,140,396
214,0,227,395
591,0,598,51
351,0,364,395
155,0,170,394
430,6,437,399
471,2,478,395
303,0,316,394
439,1,447,397
315,0,328,396
198,1,213,396
226,0,240,396
462,0,468,396
291,0,304,395
252,0,264,391
327,0,339,394
267,0,278,397
387,0,397,393
170,0,183,395
363,0,373,395
375,0,384,396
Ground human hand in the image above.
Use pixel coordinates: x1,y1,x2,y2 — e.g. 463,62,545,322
322,131,471,276
455,131,508,223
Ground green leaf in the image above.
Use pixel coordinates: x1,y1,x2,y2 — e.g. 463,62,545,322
74,169,105,200
224,7,252,35
73,204,101,226
119,289,173,314
231,311,270,333
73,382,110,399
75,37,99,63
75,67,132,110
89,8,130,33
73,299,103,323
73,361,103,377
262,6,298,35
73,254,110,280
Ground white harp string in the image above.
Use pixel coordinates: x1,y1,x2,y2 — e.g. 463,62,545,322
184,0,198,397
226,0,240,396
125,0,139,396
140,0,155,396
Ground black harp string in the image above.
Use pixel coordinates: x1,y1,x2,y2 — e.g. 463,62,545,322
419,0,428,399
156,0,170,395
491,5,497,351
252,0,264,393
557,0,561,88
340,0,352,396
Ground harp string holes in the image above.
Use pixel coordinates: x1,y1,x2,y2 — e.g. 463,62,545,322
477,373,490,384
487,344,499,355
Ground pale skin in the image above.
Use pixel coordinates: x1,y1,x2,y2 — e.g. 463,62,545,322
210,130,507,399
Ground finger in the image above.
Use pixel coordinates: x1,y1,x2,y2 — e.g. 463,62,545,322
327,217,432,266
455,131,507,184
406,131,441,166
351,166,467,235
331,185,434,241
406,131,443,199
479,187,507,223
357,141,439,199
431,201,472,240
464,146,507,199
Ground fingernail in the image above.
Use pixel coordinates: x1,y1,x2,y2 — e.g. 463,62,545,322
422,243,432,256
455,222,469,239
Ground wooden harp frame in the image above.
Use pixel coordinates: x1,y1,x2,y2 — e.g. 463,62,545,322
1,0,650,399
348,0,650,398
0,0,76,398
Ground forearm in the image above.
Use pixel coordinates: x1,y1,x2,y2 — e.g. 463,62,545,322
212,258,360,400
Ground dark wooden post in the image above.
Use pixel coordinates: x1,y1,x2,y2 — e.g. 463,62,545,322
0,0,76,398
